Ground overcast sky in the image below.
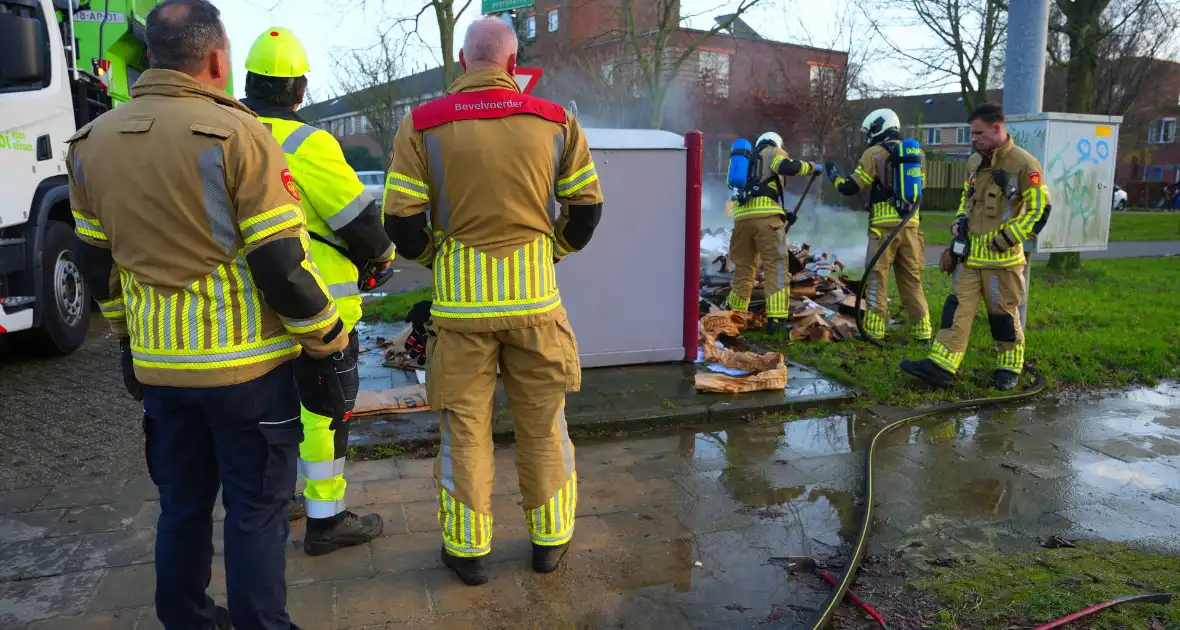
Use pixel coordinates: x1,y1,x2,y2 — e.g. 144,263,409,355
217,0,895,100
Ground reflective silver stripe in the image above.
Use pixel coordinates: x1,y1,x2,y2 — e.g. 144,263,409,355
988,275,1002,308
199,146,237,255
236,254,259,344
556,166,597,196
212,265,228,348
73,215,103,234
131,337,297,364
282,124,317,154
73,154,85,190
549,131,564,221
386,173,429,198
376,242,394,261
425,134,451,232
300,458,346,481
240,208,302,243
431,292,561,315
286,306,338,332
325,190,374,231
304,497,346,519
328,282,360,299
99,300,123,313
439,410,455,492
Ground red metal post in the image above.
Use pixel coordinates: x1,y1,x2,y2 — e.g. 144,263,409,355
683,130,703,362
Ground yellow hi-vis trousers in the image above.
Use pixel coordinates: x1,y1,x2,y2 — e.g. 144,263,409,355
928,264,1026,375
862,225,931,341
726,216,790,318
299,331,359,519
427,313,582,558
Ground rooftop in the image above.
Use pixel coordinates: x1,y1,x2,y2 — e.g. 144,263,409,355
299,66,448,122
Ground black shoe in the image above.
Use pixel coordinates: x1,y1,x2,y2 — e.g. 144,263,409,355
287,494,306,521
441,548,488,586
993,369,1020,391
532,542,570,574
766,318,788,337
214,605,232,630
899,358,954,388
303,511,383,556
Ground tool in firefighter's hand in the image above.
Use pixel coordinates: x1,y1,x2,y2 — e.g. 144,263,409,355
950,216,970,263
403,300,433,366
823,161,839,183
939,247,957,274
358,260,395,292
784,171,822,232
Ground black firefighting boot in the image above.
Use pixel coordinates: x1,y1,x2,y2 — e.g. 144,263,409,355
532,542,570,574
992,369,1020,391
214,605,231,630
765,318,789,337
441,548,489,586
303,511,383,556
899,358,954,388
287,494,306,521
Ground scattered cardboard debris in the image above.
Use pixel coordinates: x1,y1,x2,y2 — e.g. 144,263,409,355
353,384,430,416
695,311,787,393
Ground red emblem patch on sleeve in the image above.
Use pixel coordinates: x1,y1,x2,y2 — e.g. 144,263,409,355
1028,171,1042,186
281,168,300,201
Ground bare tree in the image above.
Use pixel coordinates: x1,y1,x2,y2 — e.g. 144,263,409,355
858,0,1007,111
1043,0,1178,269
392,0,475,86
333,32,413,157
584,0,776,128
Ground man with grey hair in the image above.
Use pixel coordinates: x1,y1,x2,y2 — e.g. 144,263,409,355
384,17,605,585
68,0,351,628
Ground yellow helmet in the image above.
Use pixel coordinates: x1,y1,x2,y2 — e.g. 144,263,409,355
245,27,309,78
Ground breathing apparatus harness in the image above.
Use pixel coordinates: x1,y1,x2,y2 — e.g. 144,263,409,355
729,140,782,206
851,135,925,348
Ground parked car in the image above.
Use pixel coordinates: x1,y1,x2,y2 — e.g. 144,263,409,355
356,170,385,200
1113,185,1128,212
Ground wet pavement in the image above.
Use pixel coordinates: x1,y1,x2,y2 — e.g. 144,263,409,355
2,379,1179,628
350,321,853,447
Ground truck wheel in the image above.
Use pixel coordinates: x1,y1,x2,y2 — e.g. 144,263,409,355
26,221,90,355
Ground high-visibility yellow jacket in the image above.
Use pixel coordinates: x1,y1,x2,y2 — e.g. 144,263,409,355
730,145,817,221
957,135,1051,268
244,99,395,331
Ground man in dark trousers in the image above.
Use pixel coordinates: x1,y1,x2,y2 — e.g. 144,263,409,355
68,1,353,627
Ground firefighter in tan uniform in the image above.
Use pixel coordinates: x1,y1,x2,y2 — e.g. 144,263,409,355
826,109,931,341
726,132,821,334
67,1,351,626
382,18,603,585
902,103,1051,391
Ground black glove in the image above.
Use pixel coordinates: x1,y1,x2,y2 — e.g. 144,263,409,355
294,339,359,431
120,338,143,401
784,212,797,227
403,300,432,366
824,161,839,183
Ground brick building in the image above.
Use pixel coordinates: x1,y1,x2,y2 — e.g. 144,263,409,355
300,1,847,173
848,59,1180,199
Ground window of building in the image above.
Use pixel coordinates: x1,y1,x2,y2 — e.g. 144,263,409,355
956,126,969,145
360,116,369,133
699,50,731,98
1145,166,1164,181
809,64,836,96
1149,118,1176,144
601,61,615,86
925,128,941,145
527,14,536,39
547,9,558,32
801,142,821,157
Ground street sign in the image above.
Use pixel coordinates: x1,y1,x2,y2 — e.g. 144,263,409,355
514,67,543,95
482,0,532,14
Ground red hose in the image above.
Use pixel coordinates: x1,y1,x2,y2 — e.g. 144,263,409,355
1031,593,1173,629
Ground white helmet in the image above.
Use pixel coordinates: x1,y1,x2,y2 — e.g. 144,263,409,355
756,131,783,148
861,109,901,144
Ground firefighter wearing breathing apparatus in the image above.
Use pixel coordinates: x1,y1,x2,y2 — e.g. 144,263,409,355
825,108,931,342
901,103,1051,391
725,132,822,334
242,27,395,554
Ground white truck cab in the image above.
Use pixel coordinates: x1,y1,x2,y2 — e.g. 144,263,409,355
1,0,136,354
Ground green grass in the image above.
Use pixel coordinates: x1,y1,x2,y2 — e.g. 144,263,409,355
920,211,1180,246
753,258,1180,408
361,287,432,323
912,541,1180,629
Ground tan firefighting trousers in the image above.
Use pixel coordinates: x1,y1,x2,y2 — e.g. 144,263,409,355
427,316,581,558
863,225,931,340
928,264,1026,375
726,216,790,318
